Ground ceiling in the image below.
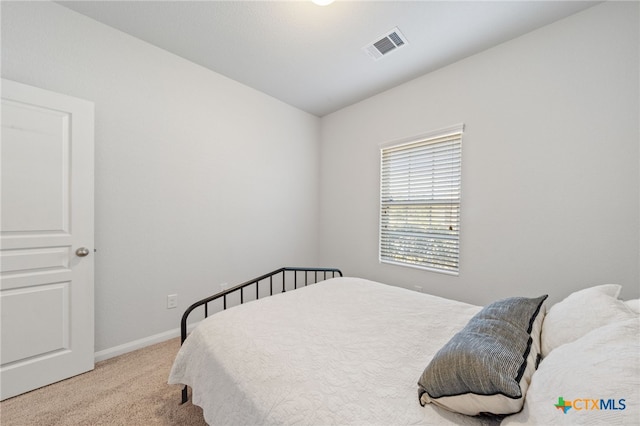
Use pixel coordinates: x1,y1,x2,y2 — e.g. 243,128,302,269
57,1,599,117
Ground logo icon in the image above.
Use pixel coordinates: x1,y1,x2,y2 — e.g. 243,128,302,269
554,397,627,414
555,397,572,414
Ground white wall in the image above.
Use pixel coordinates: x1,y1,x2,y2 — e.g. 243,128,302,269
2,1,638,356
1,1,321,353
319,2,640,305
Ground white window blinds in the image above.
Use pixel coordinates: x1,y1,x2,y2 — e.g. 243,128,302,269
379,125,463,275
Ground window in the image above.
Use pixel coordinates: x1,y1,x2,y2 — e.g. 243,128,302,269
379,124,463,275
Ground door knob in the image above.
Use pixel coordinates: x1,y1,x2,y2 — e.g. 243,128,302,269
75,247,90,257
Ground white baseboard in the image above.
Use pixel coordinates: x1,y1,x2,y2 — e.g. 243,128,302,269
94,322,199,362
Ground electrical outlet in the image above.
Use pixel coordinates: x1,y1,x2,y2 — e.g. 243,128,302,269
167,294,178,309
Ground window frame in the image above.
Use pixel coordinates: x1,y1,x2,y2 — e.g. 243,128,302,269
378,124,464,276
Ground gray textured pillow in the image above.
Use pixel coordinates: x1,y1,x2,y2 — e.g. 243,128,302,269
418,295,547,416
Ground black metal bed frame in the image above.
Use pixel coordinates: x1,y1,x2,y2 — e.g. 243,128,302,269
179,266,343,404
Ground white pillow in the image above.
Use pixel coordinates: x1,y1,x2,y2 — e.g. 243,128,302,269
625,299,640,314
541,284,637,357
502,318,640,425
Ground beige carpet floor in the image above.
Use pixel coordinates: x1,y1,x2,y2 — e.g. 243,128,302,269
0,338,207,425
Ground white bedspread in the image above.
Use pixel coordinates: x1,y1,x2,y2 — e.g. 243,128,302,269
169,277,498,425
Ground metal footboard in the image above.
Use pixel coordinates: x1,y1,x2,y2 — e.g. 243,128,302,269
179,266,343,404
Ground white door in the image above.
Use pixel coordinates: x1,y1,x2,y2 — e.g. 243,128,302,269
0,79,95,400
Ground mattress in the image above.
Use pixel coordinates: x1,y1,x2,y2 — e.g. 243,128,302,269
169,277,499,425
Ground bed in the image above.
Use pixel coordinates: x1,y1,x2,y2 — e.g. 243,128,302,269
169,267,639,425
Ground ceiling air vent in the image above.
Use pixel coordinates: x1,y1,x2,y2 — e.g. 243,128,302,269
363,27,408,61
